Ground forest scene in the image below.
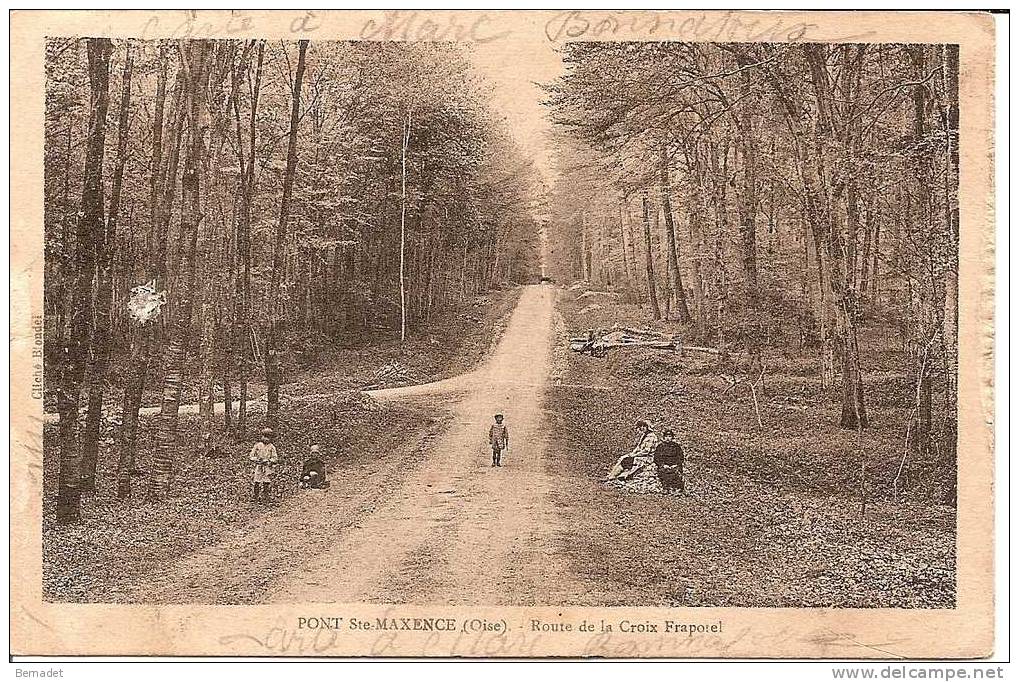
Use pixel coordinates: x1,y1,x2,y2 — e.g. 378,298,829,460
42,36,958,609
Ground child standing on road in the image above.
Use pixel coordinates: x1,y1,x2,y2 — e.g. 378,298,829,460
249,427,280,503
488,414,509,467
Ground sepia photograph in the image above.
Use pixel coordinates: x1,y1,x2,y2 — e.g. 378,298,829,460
10,9,998,660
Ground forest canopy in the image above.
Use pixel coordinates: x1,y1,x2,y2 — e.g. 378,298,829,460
544,41,959,484
44,38,543,522
41,37,961,525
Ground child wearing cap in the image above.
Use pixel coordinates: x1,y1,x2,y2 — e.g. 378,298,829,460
488,414,509,467
249,427,280,503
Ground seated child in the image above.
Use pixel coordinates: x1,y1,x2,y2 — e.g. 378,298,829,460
299,444,330,489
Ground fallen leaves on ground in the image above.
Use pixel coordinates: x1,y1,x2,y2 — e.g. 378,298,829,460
545,289,956,609
42,290,520,603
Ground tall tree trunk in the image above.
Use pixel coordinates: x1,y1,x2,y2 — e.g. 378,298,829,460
640,191,661,320
834,183,869,428
735,112,762,369
399,107,411,342
56,37,112,523
622,196,641,302
687,147,712,337
659,142,691,323
804,44,868,428
118,47,167,500
265,40,308,426
235,40,263,435
936,44,960,497
760,45,841,389
811,221,837,389
910,45,937,449
846,185,859,295
198,295,216,451
707,141,737,347
617,199,634,298
82,43,132,493
148,40,211,499
579,212,589,281
688,212,706,338
116,329,148,500
870,216,881,309
798,210,813,353
155,73,185,288
223,210,234,431
656,199,671,320
859,198,874,309
942,43,960,415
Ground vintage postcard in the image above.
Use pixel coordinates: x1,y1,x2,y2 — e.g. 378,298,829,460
10,9,997,658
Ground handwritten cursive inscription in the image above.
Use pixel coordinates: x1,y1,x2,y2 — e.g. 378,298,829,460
543,10,875,44
360,11,511,43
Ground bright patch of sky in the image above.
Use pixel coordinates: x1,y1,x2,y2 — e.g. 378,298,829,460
467,34,564,186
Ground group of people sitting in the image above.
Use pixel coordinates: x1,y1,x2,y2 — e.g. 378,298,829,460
603,419,685,494
247,428,331,504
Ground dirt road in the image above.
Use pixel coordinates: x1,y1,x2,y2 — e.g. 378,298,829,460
120,284,954,610
130,284,576,605
267,284,568,604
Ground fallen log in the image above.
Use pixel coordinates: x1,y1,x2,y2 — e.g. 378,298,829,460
608,339,676,350
569,338,678,352
615,325,670,339
680,345,721,355
577,290,621,300
569,328,720,356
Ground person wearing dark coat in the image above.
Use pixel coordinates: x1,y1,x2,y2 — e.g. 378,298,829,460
653,429,684,493
299,444,330,489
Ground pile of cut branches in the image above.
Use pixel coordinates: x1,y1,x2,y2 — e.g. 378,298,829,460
569,325,719,358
